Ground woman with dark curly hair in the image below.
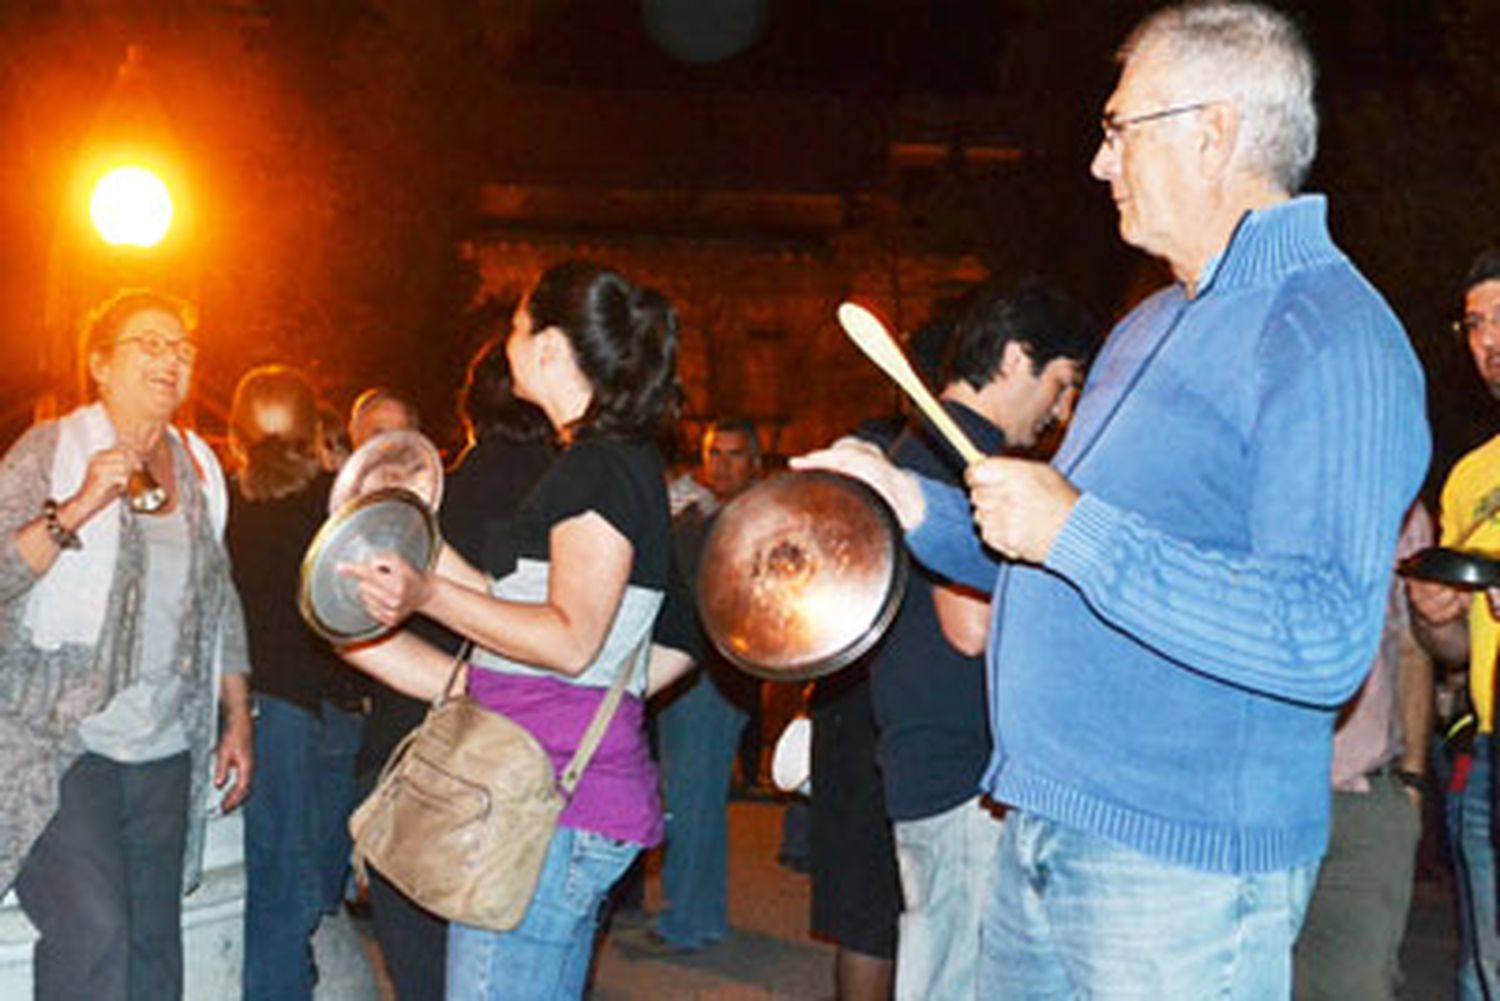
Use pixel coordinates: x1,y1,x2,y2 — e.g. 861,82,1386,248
337,261,684,998
354,321,558,1001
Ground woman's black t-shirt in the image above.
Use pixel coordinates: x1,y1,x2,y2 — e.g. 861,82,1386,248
482,435,671,598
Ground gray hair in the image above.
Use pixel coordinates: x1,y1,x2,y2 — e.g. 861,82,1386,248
348,386,420,431
1122,2,1318,193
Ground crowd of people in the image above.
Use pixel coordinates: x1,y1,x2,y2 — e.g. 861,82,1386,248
1,2,1498,999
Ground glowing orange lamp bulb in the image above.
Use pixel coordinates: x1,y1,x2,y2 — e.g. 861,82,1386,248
89,165,173,248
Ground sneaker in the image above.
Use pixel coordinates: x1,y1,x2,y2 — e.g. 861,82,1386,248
605,905,652,932
613,927,704,957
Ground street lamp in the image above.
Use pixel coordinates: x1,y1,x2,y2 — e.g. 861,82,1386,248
89,165,173,248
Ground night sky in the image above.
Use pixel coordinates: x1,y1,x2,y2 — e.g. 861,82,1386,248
1,1,1495,474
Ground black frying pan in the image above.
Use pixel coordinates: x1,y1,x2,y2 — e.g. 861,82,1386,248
1397,546,1500,589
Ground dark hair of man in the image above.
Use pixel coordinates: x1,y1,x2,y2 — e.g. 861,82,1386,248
1462,249,1500,298
459,335,553,446
524,260,681,439
942,281,1099,391
704,416,761,462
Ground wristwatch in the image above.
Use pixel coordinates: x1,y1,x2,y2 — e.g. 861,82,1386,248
1394,768,1426,794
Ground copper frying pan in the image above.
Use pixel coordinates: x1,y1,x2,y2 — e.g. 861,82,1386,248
696,470,907,681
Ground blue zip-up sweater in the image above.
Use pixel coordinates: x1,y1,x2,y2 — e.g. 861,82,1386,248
907,195,1429,874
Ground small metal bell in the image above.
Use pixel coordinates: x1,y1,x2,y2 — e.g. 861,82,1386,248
127,468,168,514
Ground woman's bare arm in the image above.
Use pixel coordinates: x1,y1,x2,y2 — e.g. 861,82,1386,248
338,629,463,701
340,511,633,676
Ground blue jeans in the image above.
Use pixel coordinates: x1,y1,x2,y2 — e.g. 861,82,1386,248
893,797,1003,1001
985,811,1318,999
654,670,748,948
446,826,639,999
1449,734,1499,1000
16,752,190,1001
242,696,365,1001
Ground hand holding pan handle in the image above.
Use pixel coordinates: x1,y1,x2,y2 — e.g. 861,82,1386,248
702,303,980,683
1400,502,1500,589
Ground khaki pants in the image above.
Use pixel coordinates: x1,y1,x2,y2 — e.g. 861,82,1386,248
1293,770,1421,1001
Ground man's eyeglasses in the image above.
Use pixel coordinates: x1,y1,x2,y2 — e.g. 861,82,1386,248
1100,102,1212,151
113,333,199,363
1454,311,1500,338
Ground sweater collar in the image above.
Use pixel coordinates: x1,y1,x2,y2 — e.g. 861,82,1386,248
1194,194,1341,297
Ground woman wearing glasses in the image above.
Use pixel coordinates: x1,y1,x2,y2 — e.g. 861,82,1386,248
0,289,252,1000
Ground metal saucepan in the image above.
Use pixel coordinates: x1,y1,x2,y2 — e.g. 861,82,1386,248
327,429,444,514
1397,546,1500,589
696,470,907,681
300,431,447,644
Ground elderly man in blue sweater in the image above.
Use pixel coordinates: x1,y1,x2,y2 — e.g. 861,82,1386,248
797,3,1429,997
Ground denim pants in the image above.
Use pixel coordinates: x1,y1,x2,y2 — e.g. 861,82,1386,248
242,695,365,1001
1449,734,1499,1000
655,670,748,948
16,751,191,1001
446,826,640,999
893,796,1003,1001
985,810,1318,999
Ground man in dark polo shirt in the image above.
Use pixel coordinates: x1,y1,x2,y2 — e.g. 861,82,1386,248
872,283,1096,1000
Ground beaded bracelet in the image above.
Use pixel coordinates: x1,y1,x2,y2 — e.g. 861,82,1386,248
43,498,81,551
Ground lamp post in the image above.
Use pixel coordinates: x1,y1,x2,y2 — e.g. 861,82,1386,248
39,44,196,419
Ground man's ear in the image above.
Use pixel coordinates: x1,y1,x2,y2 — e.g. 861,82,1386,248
1197,101,1239,179
999,340,1031,379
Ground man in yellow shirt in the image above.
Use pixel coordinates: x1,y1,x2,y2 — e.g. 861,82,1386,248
1411,248,1500,1001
